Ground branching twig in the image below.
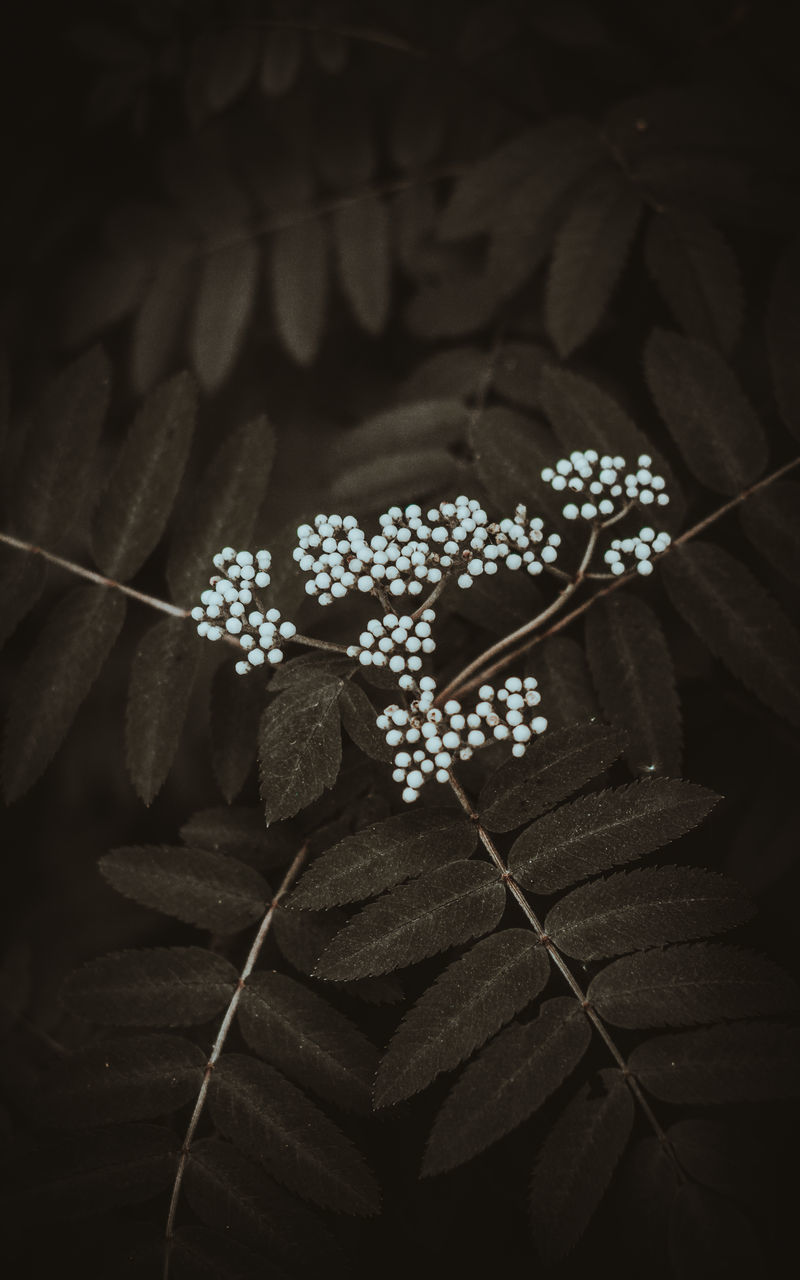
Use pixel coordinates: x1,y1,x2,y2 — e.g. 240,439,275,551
162,842,309,1280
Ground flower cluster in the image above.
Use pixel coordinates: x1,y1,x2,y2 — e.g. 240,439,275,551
190,548,297,674
494,506,561,576
377,676,547,803
542,450,669,520
346,609,436,690
604,527,672,577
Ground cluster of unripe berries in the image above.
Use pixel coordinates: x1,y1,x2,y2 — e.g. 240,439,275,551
346,610,436,690
604,528,672,576
190,548,296,674
542,450,669,521
377,676,547,804
494,506,562,576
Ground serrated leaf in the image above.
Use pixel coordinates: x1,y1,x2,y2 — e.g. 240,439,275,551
630,1022,800,1103
545,865,754,961
91,370,197,580
509,779,719,894
14,345,111,544
422,998,591,1176
190,236,259,393
131,243,195,395
530,635,598,729
209,659,266,803
337,681,394,762
16,1124,178,1219
208,1053,380,1215
668,1183,764,1280
270,218,328,366
180,805,286,870
125,616,201,805
333,195,391,335
41,1033,205,1127
529,1070,634,1262
644,209,743,354
185,1138,334,1266
766,236,800,438
585,593,682,776
2,586,126,802
100,845,270,932
61,946,238,1026
238,970,378,1112
644,329,768,494
739,482,800,586
589,943,800,1029
315,861,505,981
290,809,475,910
259,674,343,825
479,721,624,834
375,929,549,1107
272,904,402,1004
168,415,275,604
545,166,643,357
661,540,800,726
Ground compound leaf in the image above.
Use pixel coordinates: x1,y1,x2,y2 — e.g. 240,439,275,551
545,865,754,961
100,845,270,933
238,970,378,1113
125,616,201,805
422,998,591,1176
509,779,719,894
258,673,343,825
374,929,549,1107
91,370,197,581
630,1022,800,1103
585,593,682,776
589,942,800,1028
2,586,125,802
644,329,767,494
314,861,506,981
479,721,624,833
662,540,800,727
61,946,238,1026
528,1070,634,1262
289,809,476,910
208,1053,380,1215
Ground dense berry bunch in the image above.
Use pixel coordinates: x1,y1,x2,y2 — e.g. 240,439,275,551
603,527,672,577
346,609,436,690
493,505,561,576
377,675,547,803
191,548,296,673
542,451,669,521
293,514,367,606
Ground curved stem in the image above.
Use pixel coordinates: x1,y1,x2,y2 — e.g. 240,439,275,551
446,771,683,1176
292,633,352,656
163,842,309,1280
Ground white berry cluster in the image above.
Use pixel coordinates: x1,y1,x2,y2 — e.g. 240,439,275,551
377,675,547,803
542,450,669,521
346,609,436,690
603,527,672,577
191,548,297,674
494,505,561,576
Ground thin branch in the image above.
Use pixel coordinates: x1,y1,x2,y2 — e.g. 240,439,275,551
163,842,309,1280
446,771,683,1176
410,574,450,621
292,632,352,656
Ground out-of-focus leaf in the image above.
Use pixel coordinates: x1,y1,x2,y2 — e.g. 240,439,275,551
332,399,468,469
391,68,446,168
333,195,391,335
0,549,46,650
739,482,800,587
545,866,754,961
630,1022,800,1103
2,587,125,802
662,541,800,727
530,635,598,729
469,406,564,526
202,26,257,111
259,673,343,824
330,447,462,511
208,1053,380,1215
131,241,195,396
59,250,149,349
190,235,260,393
270,218,329,366
125,616,201,805
375,929,549,1107
61,947,238,1026
545,165,643,357
644,209,743,355
179,805,287,871
210,659,266,803
644,329,768,494
493,341,548,409
337,681,394,762
259,26,303,95
509,780,719,894
766,237,800,438
314,861,505,980
585,593,682,776
92,370,197,581
668,1183,764,1280
479,721,624,833
422,998,591,1176
100,845,270,933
